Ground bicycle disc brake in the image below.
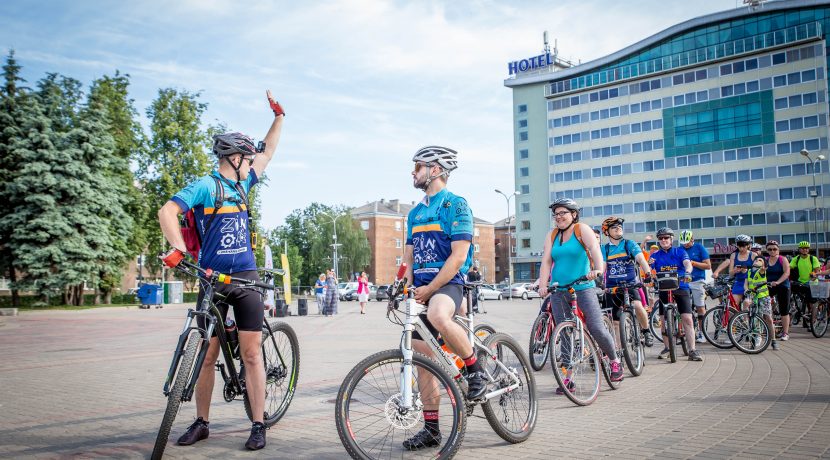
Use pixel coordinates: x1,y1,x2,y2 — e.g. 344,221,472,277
384,393,422,430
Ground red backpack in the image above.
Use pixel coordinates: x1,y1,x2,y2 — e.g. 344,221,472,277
179,176,225,262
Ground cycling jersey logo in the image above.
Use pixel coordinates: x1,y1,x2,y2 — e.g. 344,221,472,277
216,216,248,255
412,235,439,265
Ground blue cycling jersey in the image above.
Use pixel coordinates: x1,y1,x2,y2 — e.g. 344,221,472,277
171,169,258,274
603,239,642,287
649,246,691,289
683,242,710,281
406,188,474,287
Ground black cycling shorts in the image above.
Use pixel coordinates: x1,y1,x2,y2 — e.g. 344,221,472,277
605,286,641,321
769,285,791,316
658,288,694,316
413,284,466,341
196,270,265,334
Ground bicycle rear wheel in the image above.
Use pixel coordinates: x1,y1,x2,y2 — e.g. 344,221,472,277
480,333,537,443
528,313,551,371
474,323,497,342
335,349,466,460
619,311,644,376
152,331,202,460
790,295,803,325
665,308,677,363
702,306,737,349
244,320,300,427
812,300,828,338
728,311,771,354
550,321,600,406
649,307,663,342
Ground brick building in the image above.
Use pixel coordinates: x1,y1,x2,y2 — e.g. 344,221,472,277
351,198,496,285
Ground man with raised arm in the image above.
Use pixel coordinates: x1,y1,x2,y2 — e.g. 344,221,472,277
157,91,284,451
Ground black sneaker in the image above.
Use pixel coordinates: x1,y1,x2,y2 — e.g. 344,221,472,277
688,350,703,362
643,330,654,348
176,417,209,446
245,422,266,450
465,371,488,400
402,427,441,450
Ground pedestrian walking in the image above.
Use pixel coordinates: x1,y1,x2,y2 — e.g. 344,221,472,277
324,269,339,316
357,272,369,314
314,274,326,314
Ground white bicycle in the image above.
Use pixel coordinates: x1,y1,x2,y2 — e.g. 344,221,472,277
335,265,537,459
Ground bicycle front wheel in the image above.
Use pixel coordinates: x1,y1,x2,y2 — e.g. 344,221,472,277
665,308,677,363
528,313,551,371
479,333,537,443
335,349,466,460
245,320,300,427
619,311,644,377
152,331,203,460
728,311,771,354
702,306,737,349
550,321,600,406
811,300,828,338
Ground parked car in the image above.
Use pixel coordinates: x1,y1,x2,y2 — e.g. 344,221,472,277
375,284,392,301
338,282,358,300
477,284,503,300
343,284,376,301
501,282,541,300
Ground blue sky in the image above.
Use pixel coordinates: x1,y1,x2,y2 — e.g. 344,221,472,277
1,0,737,229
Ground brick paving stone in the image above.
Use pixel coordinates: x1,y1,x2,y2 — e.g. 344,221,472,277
0,300,828,459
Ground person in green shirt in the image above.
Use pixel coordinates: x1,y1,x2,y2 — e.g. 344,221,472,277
791,241,821,325
744,257,779,350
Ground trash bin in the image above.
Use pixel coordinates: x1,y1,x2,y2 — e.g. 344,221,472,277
164,281,184,304
273,299,287,317
136,284,163,309
297,298,308,316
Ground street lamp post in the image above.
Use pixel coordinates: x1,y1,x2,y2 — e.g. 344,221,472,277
321,212,344,279
801,149,826,252
495,189,521,290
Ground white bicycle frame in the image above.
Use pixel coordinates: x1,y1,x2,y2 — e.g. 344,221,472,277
397,297,521,410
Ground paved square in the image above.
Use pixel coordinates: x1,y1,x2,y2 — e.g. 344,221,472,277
0,298,828,459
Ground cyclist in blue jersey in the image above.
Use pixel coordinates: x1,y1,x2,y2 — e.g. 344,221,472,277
601,216,655,348
650,227,702,361
679,230,711,344
538,198,624,385
401,146,482,450
158,91,284,451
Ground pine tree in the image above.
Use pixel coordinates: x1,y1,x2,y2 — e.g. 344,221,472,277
0,50,28,306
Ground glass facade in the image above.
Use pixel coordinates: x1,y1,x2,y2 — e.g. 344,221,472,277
546,9,827,97
664,91,775,156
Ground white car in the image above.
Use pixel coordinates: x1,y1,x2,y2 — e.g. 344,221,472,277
501,282,541,300
477,284,503,300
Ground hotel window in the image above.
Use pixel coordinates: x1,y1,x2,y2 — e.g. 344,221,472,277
361,220,369,230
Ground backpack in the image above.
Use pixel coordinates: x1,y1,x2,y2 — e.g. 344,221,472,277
180,175,251,262
550,224,594,269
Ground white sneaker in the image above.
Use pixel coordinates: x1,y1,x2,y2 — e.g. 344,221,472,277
780,333,789,341
696,331,706,344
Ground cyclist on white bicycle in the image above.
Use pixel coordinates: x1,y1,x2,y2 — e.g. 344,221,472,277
649,227,702,362
538,198,624,384
600,216,655,348
158,91,284,451
401,146,484,450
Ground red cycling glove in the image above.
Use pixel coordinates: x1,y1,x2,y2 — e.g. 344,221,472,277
267,93,285,117
161,248,185,268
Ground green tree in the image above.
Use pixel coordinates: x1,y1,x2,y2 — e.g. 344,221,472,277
0,50,27,306
87,72,147,301
137,88,211,275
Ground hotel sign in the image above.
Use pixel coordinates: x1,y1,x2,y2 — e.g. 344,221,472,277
508,53,553,75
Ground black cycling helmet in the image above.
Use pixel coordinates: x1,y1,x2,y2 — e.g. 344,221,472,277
656,227,674,238
213,132,261,158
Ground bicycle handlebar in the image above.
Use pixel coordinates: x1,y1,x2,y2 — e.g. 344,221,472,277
168,257,276,291
549,275,591,292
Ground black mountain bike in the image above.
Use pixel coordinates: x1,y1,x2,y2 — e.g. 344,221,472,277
151,259,300,460
606,281,645,377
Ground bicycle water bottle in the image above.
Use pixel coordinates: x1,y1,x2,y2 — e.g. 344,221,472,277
440,344,465,369
225,319,240,359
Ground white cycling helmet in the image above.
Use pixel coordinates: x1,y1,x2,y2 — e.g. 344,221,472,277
679,230,693,244
735,234,752,244
412,146,458,172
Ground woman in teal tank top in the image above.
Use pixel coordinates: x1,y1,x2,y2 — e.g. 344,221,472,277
537,198,624,385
